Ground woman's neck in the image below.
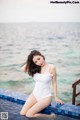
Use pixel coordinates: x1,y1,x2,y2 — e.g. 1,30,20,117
41,62,49,73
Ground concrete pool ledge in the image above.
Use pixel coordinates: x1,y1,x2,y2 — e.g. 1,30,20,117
0,88,80,119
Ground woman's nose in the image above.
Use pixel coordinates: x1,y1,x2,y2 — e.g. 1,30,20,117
38,61,41,65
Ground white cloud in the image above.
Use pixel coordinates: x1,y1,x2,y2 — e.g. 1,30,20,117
0,0,80,22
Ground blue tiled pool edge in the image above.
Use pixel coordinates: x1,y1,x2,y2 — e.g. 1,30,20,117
0,88,80,119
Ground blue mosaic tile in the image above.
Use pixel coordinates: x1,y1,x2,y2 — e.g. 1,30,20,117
0,88,80,119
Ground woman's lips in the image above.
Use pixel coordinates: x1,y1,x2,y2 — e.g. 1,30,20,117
41,63,44,66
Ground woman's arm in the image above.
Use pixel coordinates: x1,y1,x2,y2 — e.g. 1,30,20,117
52,65,64,104
52,65,57,98
21,63,28,72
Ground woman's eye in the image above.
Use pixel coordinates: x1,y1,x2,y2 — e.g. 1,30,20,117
38,58,40,60
35,61,37,63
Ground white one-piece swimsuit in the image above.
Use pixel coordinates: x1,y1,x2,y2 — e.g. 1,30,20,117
32,73,53,101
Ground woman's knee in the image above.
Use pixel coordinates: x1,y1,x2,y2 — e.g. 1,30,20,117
20,109,33,117
20,110,26,116
26,111,33,118
20,111,25,116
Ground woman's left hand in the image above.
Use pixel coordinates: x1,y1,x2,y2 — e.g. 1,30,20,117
55,96,64,104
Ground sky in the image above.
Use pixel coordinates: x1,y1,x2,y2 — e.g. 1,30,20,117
0,0,80,22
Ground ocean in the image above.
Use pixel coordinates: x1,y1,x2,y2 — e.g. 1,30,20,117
0,22,80,103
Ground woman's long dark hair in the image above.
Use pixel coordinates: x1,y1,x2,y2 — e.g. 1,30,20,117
26,50,45,77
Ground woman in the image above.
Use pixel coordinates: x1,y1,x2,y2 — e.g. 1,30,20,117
20,50,64,119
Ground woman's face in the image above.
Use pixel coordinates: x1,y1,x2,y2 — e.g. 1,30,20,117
33,55,45,66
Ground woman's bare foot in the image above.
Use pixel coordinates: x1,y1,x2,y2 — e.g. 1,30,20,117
50,113,56,119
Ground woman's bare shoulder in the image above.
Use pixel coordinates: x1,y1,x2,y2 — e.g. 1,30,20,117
49,64,56,69
48,64,56,74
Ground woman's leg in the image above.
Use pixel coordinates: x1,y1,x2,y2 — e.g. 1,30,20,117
20,93,37,115
26,96,56,119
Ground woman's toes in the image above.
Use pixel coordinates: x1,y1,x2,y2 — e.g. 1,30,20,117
51,113,56,119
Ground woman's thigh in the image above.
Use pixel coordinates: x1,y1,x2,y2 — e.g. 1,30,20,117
26,96,52,116
20,93,37,115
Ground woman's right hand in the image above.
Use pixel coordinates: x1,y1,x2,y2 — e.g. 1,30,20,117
21,64,28,72
55,96,64,104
